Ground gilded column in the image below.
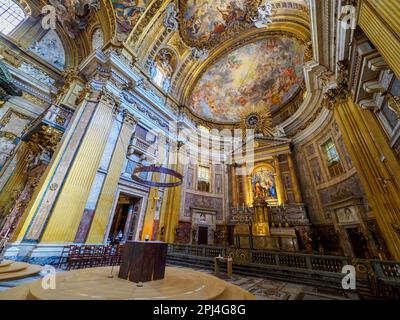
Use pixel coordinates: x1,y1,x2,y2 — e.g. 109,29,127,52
246,175,254,206
358,0,400,79
287,154,303,203
273,156,286,205
157,140,182,243
85,110,137,243
141,184,160,241
161,161,184,243
18,90,116,243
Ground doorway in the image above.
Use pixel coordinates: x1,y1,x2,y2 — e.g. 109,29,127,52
346,227,368,258
198,226,208,245
108,194,141,243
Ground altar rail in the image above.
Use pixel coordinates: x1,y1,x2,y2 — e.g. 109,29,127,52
167,244,400,299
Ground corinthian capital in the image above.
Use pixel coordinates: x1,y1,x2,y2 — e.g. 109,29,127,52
322,60,350,110
123,110,138,127
322,85,349,110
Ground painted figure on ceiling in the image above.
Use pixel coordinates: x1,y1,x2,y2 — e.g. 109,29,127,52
183,0,248,43
113,0,149,39
189,37,305,122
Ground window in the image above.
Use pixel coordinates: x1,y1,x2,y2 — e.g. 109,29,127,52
198,166,210,192
321,138,344,178
0,0,25,35
153,66,165,88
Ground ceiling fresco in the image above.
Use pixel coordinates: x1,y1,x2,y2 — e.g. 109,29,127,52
188,36,305,123
112,0,151,41
179,0,261,49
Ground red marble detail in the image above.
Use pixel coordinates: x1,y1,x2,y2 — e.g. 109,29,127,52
174,221,191,244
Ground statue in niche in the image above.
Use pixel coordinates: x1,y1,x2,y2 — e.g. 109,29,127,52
157,49,174,76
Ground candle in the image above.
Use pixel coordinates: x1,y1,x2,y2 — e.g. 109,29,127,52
145,235,150,242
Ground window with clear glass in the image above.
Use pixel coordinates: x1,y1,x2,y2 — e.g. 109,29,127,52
153,66,165,87
0,0,25,35
197,166,210,192
321,138,344,178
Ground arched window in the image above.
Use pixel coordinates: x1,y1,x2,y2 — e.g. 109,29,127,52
0,0,25,35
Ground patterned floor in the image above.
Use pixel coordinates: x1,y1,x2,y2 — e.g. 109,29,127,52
169,264,360,300
0,265,359,300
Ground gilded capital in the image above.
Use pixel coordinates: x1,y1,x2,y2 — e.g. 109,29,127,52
322,85,349,110
322,60,350,110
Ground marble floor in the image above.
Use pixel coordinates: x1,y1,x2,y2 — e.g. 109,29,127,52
0,265,359,300
169,264,360,300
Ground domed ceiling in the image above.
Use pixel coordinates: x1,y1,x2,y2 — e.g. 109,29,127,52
188,36,305,123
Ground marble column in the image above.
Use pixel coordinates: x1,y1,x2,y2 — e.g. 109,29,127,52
273,156,286,205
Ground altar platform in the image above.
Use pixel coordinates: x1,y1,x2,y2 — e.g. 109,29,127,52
0,260,42,282
0,266,255,300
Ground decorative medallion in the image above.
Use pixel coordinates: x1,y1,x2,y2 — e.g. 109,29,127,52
241,111,273,137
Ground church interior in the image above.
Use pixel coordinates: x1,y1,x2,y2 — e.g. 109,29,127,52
0,0,399,301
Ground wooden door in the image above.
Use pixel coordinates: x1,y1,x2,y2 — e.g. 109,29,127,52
198,227,208,245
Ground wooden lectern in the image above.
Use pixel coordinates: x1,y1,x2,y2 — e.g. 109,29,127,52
118,240,168,283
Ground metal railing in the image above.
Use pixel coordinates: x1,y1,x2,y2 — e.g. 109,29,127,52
168,243,350,273
168,243,400,298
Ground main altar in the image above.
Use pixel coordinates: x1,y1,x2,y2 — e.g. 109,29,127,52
229,134,312,251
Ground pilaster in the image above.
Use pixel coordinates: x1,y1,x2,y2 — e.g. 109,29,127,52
85,109,138,243
324,79,400,260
